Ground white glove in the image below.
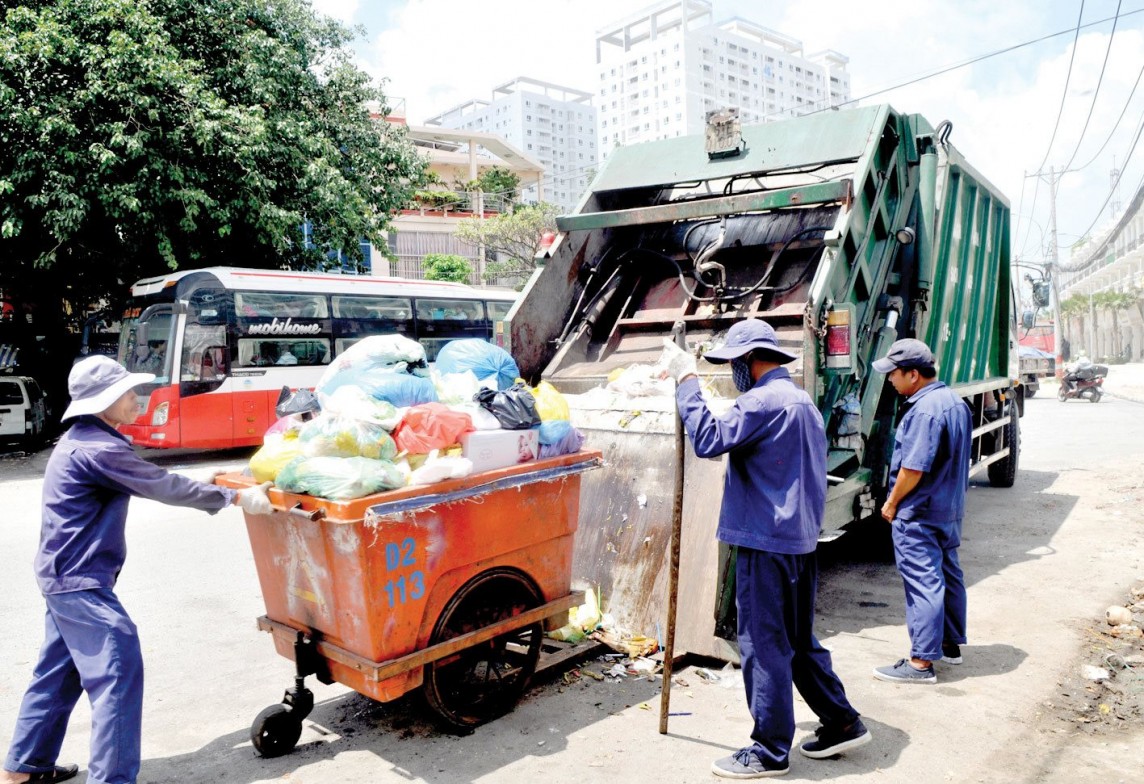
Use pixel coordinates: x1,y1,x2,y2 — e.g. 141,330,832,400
237,481,274,515
659,338,698,382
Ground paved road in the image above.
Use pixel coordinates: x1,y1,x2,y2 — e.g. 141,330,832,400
1,388,1142,783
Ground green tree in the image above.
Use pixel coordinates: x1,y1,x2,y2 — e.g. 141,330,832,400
455,202,558,282
421,253,473,283
0,0,428,317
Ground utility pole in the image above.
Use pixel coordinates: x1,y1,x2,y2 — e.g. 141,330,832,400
1046,165,1066,378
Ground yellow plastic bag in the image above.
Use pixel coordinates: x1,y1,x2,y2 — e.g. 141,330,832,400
249,434,305,483
531,380,570,422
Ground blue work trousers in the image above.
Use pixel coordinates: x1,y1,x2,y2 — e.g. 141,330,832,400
737,548,859,768
890,517,968,661
5,589,143,784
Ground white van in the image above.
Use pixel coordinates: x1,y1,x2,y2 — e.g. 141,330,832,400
0,376,48,444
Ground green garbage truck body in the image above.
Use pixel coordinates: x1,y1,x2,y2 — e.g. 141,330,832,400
507,104,1021,659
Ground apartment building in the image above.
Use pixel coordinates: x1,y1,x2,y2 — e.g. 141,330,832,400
1059,183,1144,361
366,101,544,283
426,77,598,212
595,0,850,158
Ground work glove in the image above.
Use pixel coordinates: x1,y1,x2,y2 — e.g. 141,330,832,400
659,338,698,382
237,481,275,516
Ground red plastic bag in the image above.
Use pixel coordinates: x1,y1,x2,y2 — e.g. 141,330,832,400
393,403,475,454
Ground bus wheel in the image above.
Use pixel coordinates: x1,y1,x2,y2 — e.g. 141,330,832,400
987,406,1019,488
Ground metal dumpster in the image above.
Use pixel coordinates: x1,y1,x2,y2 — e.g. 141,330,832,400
218,450,601,755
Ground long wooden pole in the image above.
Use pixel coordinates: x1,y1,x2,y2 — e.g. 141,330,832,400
659,323,687,734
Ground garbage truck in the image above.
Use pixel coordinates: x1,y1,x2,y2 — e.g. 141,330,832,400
505,104,1022,659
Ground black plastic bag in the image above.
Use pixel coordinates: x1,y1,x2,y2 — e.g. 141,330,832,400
473,383,542,430
275,386,321,420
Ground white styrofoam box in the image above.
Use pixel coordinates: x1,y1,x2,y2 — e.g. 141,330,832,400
460,429,539,473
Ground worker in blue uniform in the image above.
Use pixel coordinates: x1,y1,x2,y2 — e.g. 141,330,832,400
661,319,871,779
871,339,971,684
2,356,274,784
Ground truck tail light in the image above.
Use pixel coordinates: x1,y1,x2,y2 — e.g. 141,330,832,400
151,402,169,427
826,309,852,369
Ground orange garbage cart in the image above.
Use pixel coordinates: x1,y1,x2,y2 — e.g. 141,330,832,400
219,450,601,756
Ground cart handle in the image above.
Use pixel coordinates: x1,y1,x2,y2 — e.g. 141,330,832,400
280,503,325,521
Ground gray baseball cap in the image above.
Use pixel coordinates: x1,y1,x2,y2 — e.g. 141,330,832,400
872,338,935,374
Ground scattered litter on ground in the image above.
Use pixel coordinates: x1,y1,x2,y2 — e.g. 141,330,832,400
1043,581,1144,733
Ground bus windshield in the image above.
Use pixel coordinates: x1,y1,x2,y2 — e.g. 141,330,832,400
118,312,176,385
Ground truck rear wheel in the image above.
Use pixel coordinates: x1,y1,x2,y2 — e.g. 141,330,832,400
987,406,1019,488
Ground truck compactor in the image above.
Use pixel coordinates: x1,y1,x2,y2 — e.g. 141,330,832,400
506,104,1022,659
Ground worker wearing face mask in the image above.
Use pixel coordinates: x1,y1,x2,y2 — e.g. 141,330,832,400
660,319,871,779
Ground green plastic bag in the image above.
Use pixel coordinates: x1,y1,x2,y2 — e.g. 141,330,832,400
298,413,397,461
276,456,406,500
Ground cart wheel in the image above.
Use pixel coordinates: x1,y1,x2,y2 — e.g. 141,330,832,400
251,703,303,758
422,569,544,733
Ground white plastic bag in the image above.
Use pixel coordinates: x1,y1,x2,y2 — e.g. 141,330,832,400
319,386,402,431
408,454,474,485
431,369,488,405
606,364,674,397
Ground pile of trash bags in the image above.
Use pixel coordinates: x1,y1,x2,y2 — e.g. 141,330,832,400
248,335,585,501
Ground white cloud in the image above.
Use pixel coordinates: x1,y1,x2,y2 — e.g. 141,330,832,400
358,0,1144,264
310,0,360,23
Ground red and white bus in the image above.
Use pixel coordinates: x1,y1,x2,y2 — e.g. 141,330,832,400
117,267,517,449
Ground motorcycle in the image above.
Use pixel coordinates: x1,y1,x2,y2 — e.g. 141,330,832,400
1058,362,1108,403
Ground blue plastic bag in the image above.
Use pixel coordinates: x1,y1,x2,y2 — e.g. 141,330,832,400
537,420,572,445
435,339,519,391
319,366,438,407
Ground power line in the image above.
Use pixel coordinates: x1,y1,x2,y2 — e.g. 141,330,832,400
1059,111,1144,271
1061,0,1122,173
1073,63,1144,171
1033,1,1087,175
1016,1,1087,257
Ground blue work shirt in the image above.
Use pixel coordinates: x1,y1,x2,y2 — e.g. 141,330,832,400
676,367,827,555
889,381,972,523
36,417,237,595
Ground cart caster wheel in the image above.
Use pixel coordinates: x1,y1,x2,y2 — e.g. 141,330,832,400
251,703,303,758
423,568,543,733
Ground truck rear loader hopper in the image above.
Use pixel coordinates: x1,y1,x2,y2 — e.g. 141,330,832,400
506,105,1022,660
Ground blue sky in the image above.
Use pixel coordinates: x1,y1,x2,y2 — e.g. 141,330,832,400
314,1,1144,270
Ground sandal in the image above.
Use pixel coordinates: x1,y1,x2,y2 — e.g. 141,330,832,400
27,765,79,783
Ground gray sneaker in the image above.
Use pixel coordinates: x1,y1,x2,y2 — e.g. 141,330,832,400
940,642,963,665
711,748,789,779
799,718,873,758
873,658,936,683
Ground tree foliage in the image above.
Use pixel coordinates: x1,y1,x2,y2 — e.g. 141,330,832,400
0,0,428,315
454,202,558,281
421,253,472,283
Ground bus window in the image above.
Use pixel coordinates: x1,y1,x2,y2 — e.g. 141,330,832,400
181,324,228,382
415,299,488,361
237,339,330,367
331,295,415,354
235,292,329,319
486,300,513,322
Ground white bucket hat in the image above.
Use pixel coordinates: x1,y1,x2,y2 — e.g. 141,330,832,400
62,356,155,421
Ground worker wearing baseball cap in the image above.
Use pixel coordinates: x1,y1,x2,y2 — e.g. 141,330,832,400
871,338,972,684
2,356,273,784
661,319,871,778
